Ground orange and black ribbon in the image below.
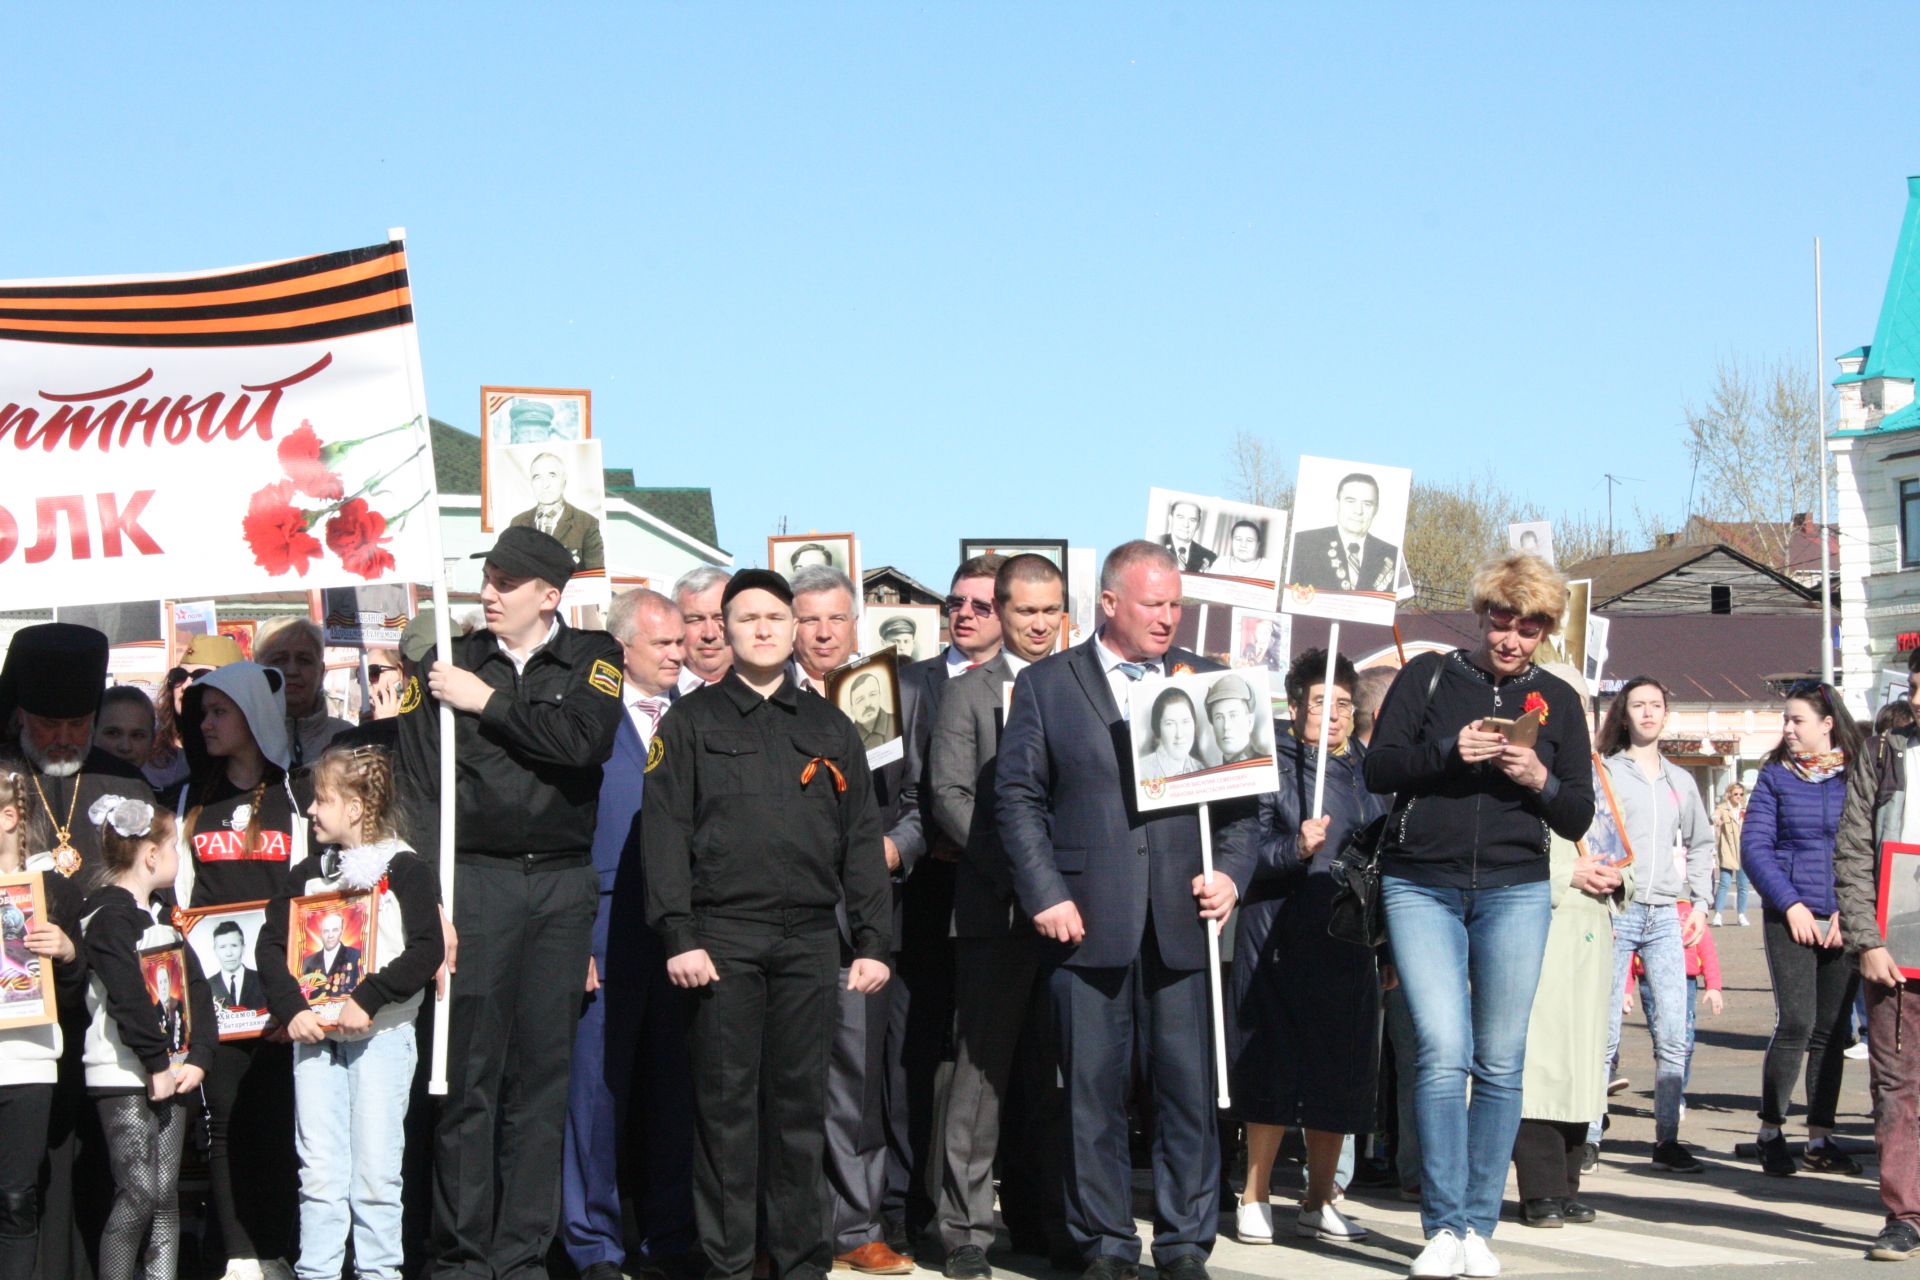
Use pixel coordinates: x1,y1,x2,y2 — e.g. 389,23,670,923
801,757,848,793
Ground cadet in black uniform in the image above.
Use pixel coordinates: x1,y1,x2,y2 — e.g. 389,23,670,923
642,568,893,1280
393,526,625,1280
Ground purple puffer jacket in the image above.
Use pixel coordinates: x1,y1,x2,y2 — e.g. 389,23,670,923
1739,759,1846,917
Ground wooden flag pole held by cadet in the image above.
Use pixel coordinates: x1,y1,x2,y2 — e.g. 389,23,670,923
1197,801,1231,1108
1311,621,1341,819
388,226,458,1098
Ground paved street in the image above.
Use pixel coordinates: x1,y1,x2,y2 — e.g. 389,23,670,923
961,915,1900,1280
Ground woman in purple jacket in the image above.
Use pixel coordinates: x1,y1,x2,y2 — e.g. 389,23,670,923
1740,680,1865,1178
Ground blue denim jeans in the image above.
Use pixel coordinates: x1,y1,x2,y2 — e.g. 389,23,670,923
1381,876,1551,1240
1715,869,1749,915
1637,973,1702,1090
1599,902,1689,1146
293,1023,418,1280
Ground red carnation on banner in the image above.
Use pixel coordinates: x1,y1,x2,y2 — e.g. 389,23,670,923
325,499,396,581
1523,691,1549,723
276,422,345,500
242,481,324,576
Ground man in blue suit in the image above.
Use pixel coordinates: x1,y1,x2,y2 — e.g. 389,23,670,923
995,541,1252,1280
562,587,697,1280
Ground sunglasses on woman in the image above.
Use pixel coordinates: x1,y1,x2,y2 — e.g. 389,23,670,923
1484,607,1549,640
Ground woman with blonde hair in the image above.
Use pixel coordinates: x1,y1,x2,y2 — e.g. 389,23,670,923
1365,553,1595,1280
1713,782,1749,926
255,618,352,769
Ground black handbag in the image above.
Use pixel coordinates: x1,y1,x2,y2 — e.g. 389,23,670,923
1326,659,1444,949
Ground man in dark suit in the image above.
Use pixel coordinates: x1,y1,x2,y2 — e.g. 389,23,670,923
209,921,267,1011
996,541,1252,1280
846,674,897,752
300,912,364,997
510,452,605,572
561,587,696,1280
1158,499,1215,573
929,554,1072,1279
1287,472,1399,595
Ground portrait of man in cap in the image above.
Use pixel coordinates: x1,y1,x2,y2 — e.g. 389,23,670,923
1204,673,1269,764
508,451,605,572
878,614,917,661
486,389,587,445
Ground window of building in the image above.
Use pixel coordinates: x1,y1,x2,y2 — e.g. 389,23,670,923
1904,479,1920,569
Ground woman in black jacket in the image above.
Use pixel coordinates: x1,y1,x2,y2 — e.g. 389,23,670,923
1364,554,1595,1280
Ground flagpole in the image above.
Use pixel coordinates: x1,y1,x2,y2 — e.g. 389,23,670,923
389,226,458,1097
1816,237,1835,687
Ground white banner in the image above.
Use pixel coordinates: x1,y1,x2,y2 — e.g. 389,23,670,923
0,242,439,610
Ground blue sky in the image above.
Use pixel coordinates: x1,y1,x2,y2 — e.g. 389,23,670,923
4,4,1917,587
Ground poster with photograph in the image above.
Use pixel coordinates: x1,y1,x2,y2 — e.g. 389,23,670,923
480,385,591,533
1879,842,1920,979
169,601,217,666
1145,489,1287,611
218,621,256,660
321,583,411,648
860,605,939,666
1067,547,1097,647
1540,579,1591,675
56,601,168,677
0,873,55,1030
827,649,904,769
1281,457,1412,627
1228,609,1292,676
138,941,191,1067
770,532,859,587
180,901,271,1041
1127,668,1280,812
1508,521,1556,566
484,438,610,608
287,889,377,1028
1584,614,1612,690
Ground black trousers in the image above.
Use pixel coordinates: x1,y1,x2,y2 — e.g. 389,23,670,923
0,1084,52,1280
204,1038,298,1264
882,862,955,1241
431,858,597,1280
1511,1119,1586,1202
1760,908,1859,1129
688,919,839,1280
39,1010,104,1280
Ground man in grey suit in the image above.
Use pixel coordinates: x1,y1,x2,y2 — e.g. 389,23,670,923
996,541,1251,1280
929,555,1072,1279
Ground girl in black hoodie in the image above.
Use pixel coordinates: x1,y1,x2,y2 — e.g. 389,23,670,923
172,662,301,1280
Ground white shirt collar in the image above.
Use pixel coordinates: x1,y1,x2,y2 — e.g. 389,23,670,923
1094,630,1162,677
1003,652,1031,677
498,617,561,675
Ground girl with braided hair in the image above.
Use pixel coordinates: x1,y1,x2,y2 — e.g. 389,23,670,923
173,663,301,1280
257,745,441,1280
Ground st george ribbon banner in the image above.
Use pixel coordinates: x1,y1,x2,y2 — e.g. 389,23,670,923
0,241,441,606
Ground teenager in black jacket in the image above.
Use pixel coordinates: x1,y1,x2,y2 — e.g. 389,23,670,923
1363,553,1594,1280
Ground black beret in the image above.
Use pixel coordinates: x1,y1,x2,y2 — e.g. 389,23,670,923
473,525,576,588
0,623,110,721
722,569,794,612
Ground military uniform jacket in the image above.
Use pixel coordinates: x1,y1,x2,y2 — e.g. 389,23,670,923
395,621,625,862
641,670,892,964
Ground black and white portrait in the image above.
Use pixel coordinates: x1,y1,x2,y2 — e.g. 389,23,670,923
771,533,858,585
183,902,271,1041
484,387,589,446
958,540,1068,577
1125,668,1280,812
1282,455,1413,627
860,605,938,665
1508,521,1556,566
826,649,904,769
1145,489,1289,609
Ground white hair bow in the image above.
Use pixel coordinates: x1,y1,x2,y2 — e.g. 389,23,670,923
87,794,155,838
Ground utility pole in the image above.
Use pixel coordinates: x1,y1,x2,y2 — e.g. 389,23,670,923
1601,474,1637,554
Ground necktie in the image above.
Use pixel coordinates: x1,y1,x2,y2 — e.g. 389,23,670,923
639,697,667,733
1117,662,1154,681
229,978,240,1006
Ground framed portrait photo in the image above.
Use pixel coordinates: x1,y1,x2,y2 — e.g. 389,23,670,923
1537,579,1592,674
137,941,191,1067
1145,489,1289,611
1228,609,1292,679
0,872,56,1030
1508,520,1556,566
179,900,271,1041
770,532,858,587
958,539,1067,578
483,438,611,608
480,386,591,532
1879,842,1920,980
1281,455,1413,627
287,889,378,1028
826,649,904,769
1127,667,1280,812
860,604,940,667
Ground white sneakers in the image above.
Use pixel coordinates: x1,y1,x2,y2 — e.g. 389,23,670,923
1297,1202,1369,1242
1462,1231,1501,1278
1408,1229,1499,1279
1711,912,1724,926
1234,1199,1274,1245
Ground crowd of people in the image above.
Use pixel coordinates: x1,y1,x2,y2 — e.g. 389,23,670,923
3,525,1920,1280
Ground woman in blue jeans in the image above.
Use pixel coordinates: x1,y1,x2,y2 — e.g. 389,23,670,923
1590,677,1717,1173
1365,554,1594,1280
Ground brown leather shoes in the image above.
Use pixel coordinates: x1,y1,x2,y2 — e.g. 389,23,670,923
834,1242,914,1274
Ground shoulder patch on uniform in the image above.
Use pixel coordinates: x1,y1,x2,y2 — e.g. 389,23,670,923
398,676,422,715
645,735,665,773
587,658,623,699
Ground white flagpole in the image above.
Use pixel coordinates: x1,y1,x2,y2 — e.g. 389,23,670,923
1197,801,1231,1108
388,226,457,1097
1311,622,1341,818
